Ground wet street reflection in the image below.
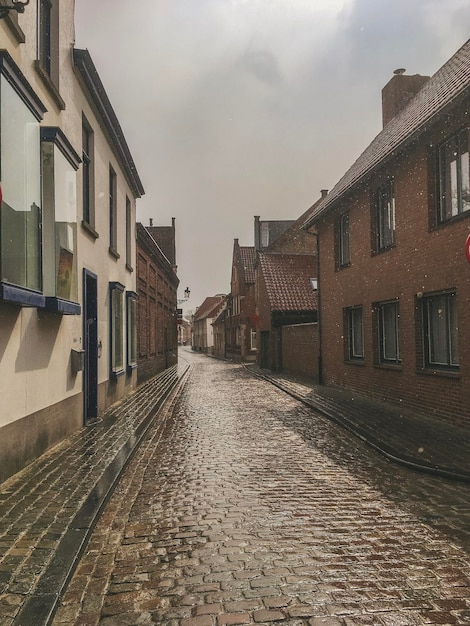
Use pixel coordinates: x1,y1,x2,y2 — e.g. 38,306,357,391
53,350,470,626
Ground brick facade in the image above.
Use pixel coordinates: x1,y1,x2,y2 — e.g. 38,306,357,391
306,45,470,429
136,223,179,384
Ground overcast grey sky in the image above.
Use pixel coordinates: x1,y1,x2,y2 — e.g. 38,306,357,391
74,0,469,312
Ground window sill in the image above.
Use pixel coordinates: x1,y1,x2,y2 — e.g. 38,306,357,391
336,262,351,271
126,263,134,273
127,363,137,374
34,61,65,110
0,282,45,308
434,209,470,230
2,11,25,43
345,358,365,366
111,368,126,379
372,243,396,256
44,297,81,315
374,362,402,371
81,220,99,240
109,247,120,260
417,367,460,380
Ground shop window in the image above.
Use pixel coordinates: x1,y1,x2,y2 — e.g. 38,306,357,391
110,282,125,376
41,128,80,314
438,128,470,223
0,56,46,307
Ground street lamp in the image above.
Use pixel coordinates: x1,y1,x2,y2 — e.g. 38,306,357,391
178,287,190,305
0,0,30,19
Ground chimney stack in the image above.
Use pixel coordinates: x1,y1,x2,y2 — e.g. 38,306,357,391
149,218,153,227
382,69,429,127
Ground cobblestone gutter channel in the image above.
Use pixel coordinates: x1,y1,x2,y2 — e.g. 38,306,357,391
0,360,190,626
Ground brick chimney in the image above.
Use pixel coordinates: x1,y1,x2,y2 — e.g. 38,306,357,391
382,68,429,127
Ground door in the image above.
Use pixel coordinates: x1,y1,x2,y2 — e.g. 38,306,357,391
83,269,98,422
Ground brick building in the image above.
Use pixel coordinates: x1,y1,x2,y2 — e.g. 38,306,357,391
225,240,257,361
136,222,179,383
304,40,470,429
256,253,318,378
192,295,226,354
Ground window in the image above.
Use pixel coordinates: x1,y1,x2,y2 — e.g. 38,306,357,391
82,116,96,233
378,301,400,364
126,292,138,370
336,212,350,268
345,306,364,360
438,128,470,222
376,181,395,250
423,292,458,369
41,127,80,313
0,58,45,306
125,196,133,270
37,0,64,109
251,329,257,351
110,282,125,375
109,165,119,256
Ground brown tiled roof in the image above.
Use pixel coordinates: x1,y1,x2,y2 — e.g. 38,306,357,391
239,247,257,283
259,253,317,312
304,39,470,226
193,296,225,321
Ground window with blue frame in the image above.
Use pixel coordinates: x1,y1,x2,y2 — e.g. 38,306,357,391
0,52,46,307
110,282,125,375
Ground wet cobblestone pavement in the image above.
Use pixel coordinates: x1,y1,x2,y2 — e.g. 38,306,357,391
51,351,470,626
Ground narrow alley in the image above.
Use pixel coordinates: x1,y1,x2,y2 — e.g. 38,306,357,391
50,350,470,626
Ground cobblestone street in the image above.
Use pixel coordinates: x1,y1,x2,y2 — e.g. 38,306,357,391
52,351,470,626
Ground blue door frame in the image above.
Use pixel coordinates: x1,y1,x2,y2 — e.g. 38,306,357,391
83,269,98,422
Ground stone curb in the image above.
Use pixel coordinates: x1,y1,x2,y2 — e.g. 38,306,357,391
244,364,470,485
14,362,191,626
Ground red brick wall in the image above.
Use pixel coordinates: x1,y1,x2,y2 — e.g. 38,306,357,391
282,323,320,382
317,101,470,428
137,246,177,384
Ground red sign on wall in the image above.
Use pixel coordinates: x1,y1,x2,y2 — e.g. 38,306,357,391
466,234,470,264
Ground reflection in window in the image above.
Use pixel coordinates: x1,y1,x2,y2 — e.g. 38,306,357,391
41,130,79,304
110,282,125,375
0,76,41,291
346,306,364,360
82,116,95,228
377,181,395,250
378,300,400,363
438,129,470,222
127,292,138,369
424,292,458,368
109,165,118,255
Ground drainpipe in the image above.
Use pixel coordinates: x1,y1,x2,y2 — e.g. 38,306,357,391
306,227,322,386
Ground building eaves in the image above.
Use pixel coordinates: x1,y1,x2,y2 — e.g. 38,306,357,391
193,296,225,321
136,223,179,287
303,39,470,227
73,48,145,199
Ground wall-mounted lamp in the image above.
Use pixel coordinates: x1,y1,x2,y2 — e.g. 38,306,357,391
0,0,30,19
178,287,190,305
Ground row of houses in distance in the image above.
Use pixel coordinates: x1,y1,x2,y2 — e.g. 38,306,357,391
0,2,179,483
194,39,470,431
